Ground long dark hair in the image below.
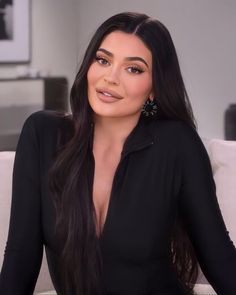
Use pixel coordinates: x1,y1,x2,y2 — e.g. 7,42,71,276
49,12,198,295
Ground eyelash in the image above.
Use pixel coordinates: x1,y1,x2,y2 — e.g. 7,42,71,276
127,66,144,74
94,55,145,74
95,56,109,66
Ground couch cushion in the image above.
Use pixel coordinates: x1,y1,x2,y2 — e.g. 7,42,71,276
0,152,15,270
208,139,236,243
194,139,236,291
0,151,53,293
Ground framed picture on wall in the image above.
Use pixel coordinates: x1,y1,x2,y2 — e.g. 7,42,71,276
0,0,30,63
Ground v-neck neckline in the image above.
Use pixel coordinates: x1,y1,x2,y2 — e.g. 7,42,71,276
97,158,122,241
89,117,155,241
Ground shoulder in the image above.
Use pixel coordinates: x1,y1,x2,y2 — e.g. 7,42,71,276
23,110,71,130
19,110,73,149
149,119,199,143
148,119,208,157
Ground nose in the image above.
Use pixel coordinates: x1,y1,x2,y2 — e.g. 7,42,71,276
103,68,120,85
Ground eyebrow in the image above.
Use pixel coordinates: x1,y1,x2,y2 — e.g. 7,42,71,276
97,48,149,68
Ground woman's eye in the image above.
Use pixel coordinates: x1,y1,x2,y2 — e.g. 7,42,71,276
95,56,109,66
127,66,144,74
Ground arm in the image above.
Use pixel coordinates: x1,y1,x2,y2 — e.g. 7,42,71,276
0,115,43,295
178,126,236,295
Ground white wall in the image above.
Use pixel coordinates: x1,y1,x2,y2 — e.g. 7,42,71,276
0,0,79,89
1,0,235,139
77,0,236,139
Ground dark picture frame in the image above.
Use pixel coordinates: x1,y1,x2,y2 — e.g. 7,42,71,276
0,0,30,63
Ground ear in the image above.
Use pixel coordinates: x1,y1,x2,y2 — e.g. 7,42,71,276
149,92,155,101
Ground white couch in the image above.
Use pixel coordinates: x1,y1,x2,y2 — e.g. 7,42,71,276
0,139,236,295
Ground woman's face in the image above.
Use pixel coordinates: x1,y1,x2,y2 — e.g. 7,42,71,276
87,30,153,120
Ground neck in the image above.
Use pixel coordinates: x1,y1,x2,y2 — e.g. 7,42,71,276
93,114,141,149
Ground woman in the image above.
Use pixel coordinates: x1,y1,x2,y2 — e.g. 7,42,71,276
0,12,236,295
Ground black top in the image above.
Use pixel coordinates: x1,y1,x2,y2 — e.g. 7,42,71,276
0,111,236,295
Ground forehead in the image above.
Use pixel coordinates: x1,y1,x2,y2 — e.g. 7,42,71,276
99,31,152,63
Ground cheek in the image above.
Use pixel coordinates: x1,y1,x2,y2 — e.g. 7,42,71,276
124,77,152,99
87,63,102,87
87,65,96,86
87,66,98,107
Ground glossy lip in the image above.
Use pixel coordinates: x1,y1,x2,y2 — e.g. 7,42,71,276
96,87,123,99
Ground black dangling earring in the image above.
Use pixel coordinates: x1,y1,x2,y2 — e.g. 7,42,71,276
141,98,158,117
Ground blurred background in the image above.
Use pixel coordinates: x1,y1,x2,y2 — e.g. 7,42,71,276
0,0,236,150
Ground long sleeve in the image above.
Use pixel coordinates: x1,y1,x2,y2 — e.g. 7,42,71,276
178,125,236,294
0,115,43,295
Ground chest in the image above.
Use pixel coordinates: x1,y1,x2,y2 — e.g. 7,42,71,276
43,139,181,260
92,147,181,260
92,150,121,237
